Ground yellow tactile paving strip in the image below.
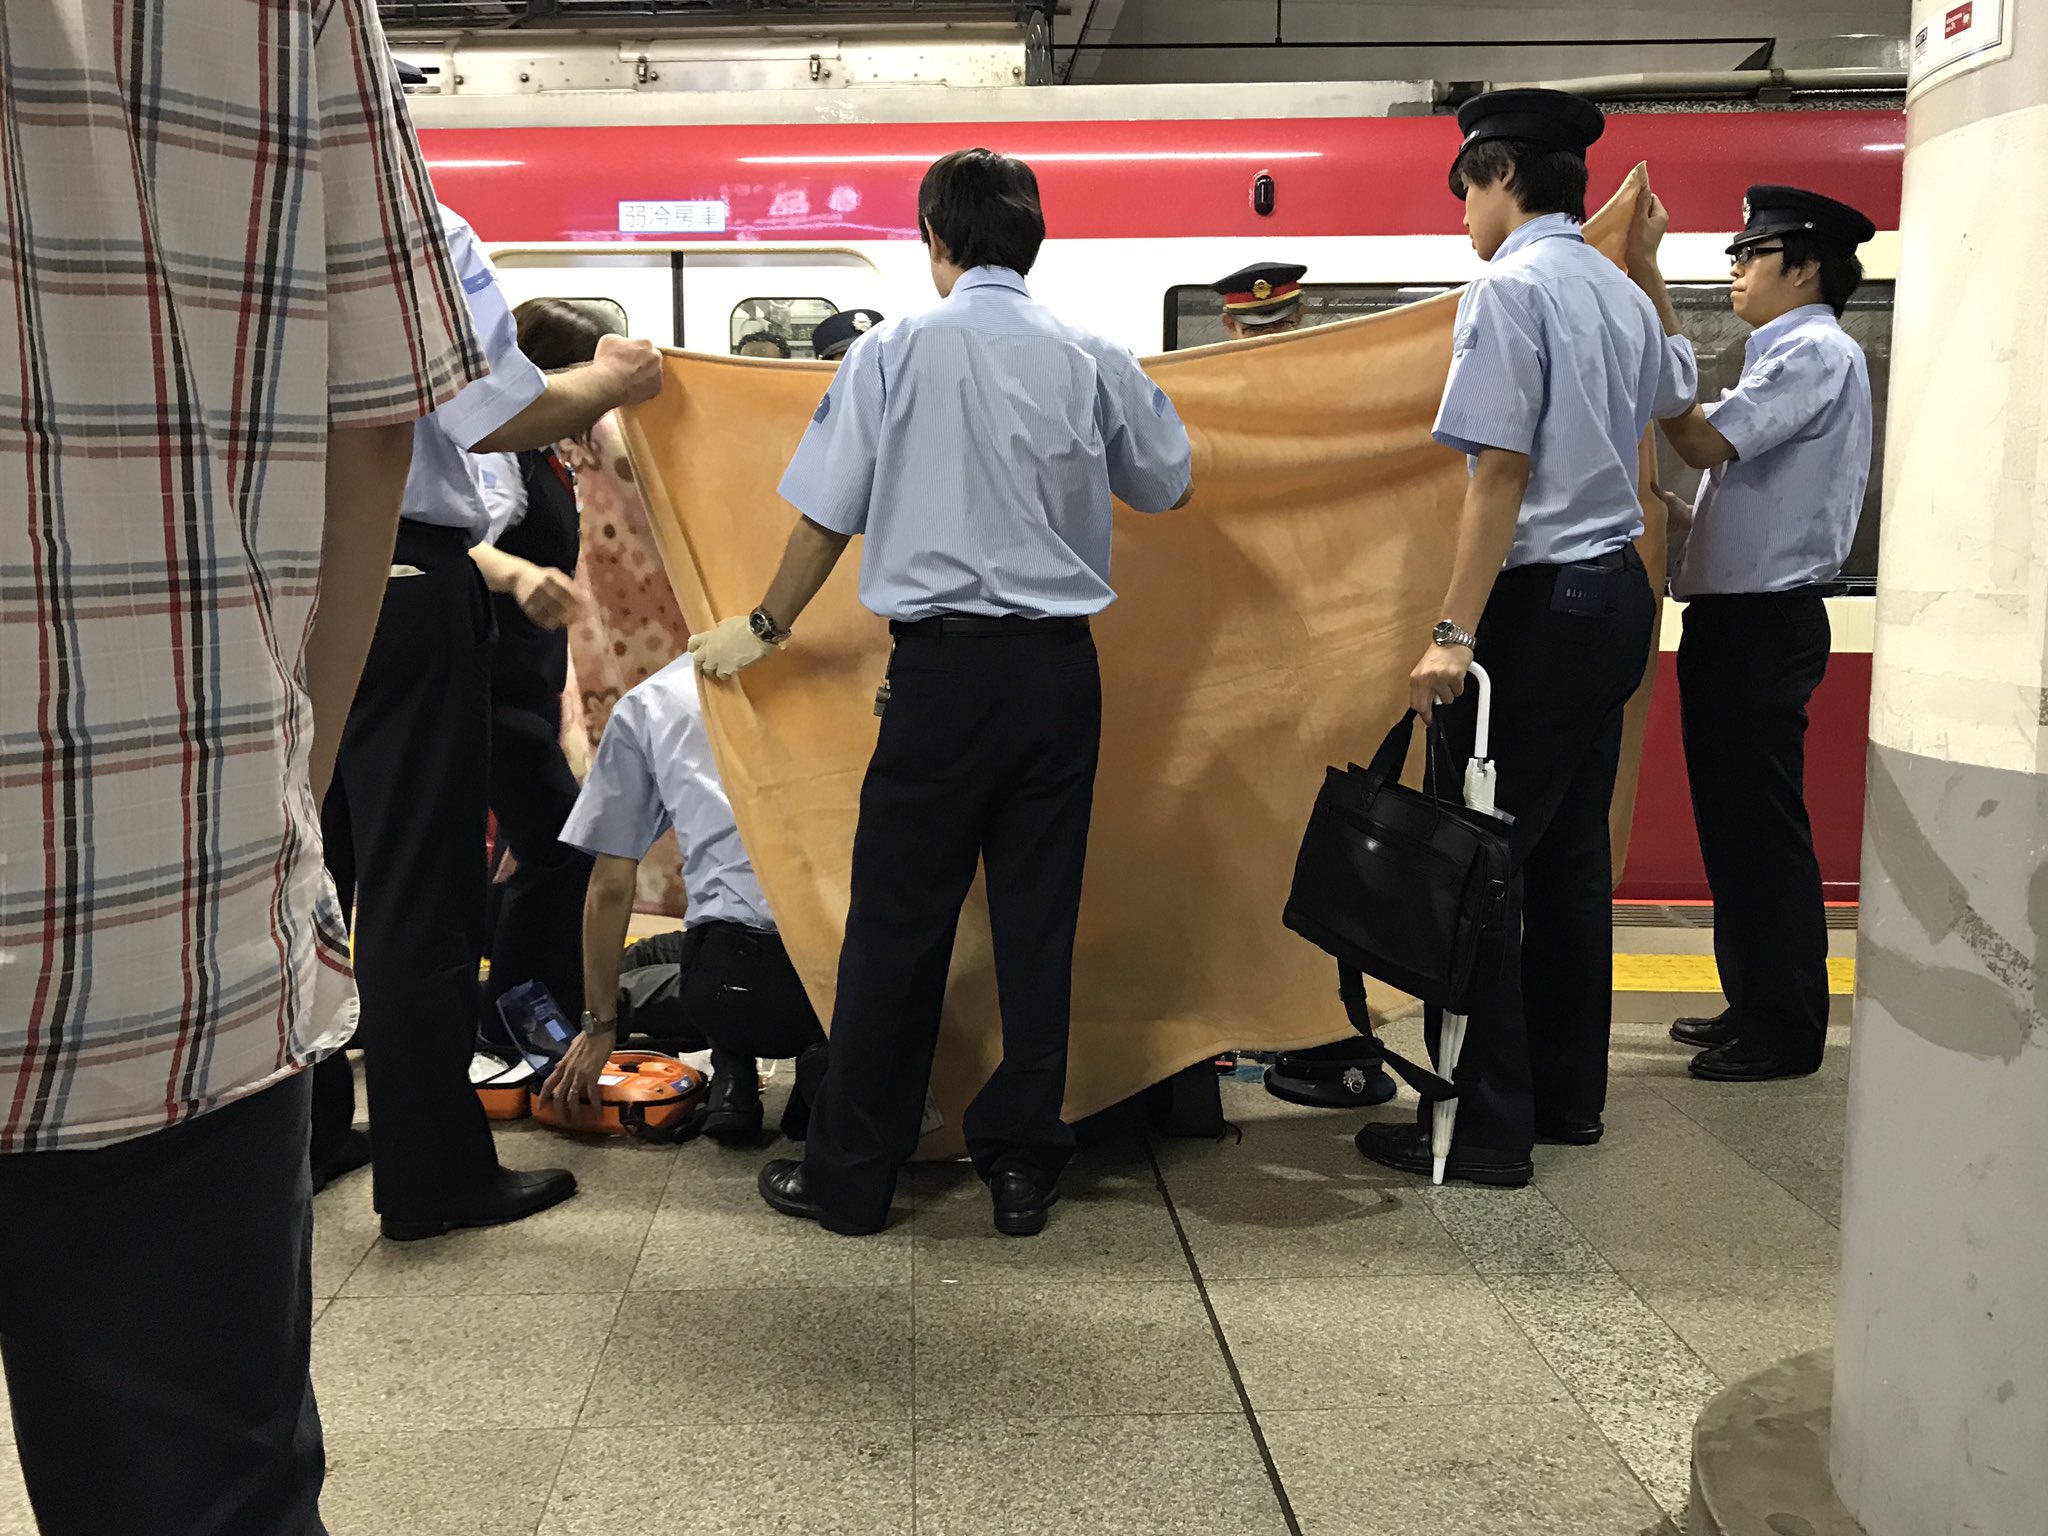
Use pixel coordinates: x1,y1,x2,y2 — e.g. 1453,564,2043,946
1614,953,1855,995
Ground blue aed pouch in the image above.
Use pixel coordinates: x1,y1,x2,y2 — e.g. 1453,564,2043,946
496,981,576,1076
1551,561,1616,616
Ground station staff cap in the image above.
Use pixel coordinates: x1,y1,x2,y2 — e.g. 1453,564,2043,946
1211,261,1307,324
1453,89,1605,163
811,308,884,361
1728,184,1877,255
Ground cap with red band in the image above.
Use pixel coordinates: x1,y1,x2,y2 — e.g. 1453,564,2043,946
1211,261,1307,325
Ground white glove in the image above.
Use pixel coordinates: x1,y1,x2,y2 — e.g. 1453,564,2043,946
687,614,780,679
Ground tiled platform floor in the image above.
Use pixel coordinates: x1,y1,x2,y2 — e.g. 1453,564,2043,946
0,922,1852,1535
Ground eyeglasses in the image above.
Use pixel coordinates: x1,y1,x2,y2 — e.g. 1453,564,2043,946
1730,245,1787,271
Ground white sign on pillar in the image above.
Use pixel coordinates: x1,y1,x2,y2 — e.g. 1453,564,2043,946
1908,0,2012,97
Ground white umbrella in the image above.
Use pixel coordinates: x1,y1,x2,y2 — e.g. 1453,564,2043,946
1431,661,1496,1186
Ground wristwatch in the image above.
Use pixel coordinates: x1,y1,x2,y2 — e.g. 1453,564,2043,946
578,1010,616,1037
1431,619,1478,650
749,606,790,645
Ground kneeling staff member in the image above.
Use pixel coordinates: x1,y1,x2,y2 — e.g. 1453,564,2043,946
690,148,1194,1237
1628,185,1875,1082
1368,90,1697,1186
537,655,825,1142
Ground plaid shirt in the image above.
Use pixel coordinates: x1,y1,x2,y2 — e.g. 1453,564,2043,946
0,0,484,1152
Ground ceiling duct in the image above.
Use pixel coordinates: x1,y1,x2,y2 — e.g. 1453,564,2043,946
383,1,1054,91
378,1,1052,27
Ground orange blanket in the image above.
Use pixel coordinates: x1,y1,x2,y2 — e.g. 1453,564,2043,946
618,171,1663,1153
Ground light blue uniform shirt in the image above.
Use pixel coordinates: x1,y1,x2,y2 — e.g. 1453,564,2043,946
469,451,526,546
1434,214,1698,569
559,658,774,931
1672,304,1871,598
777,266,1193,621
399,206,547,539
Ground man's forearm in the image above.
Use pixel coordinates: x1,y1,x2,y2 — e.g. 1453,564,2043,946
1657,407,1738,470
582,855,641,1022
1438,452,1530,634
306,423,414,802
1630,259,1684,339
759,516,854,630
472,363,621,454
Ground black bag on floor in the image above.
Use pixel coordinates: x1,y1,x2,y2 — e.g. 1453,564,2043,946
1283,711,1514,1099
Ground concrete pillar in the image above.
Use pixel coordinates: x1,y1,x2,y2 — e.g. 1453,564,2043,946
1830,10,2048,1535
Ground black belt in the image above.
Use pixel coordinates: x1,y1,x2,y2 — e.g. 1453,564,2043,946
1507,546,1637,575
889,614,1091,638
681,921,781,961
1682,584,1826,604
396,517,472,550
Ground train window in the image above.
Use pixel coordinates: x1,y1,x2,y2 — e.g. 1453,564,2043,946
1165,279,1894,592
1162,283,1445,351
520,296,628,343
730,296,838,360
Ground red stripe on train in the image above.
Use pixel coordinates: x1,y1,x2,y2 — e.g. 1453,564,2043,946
420,111,1904,245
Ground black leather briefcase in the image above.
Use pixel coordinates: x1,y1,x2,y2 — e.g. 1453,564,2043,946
1283,710,1513,1018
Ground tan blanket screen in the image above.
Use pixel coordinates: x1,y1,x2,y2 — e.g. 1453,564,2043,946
618,170,1664,1155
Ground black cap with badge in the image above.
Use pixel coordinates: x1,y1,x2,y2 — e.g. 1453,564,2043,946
1211,261,1307,325
1727,185,1877,255
1452,88,1605,168
811,308,884,362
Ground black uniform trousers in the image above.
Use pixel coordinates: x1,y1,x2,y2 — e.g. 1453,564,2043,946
1424,548,1657,1154
0,1074,326,1535
620,923,824,1065
311,521,500,1219
483,448,591,1033
803,621,1101,1229
483,687,592,1034
1676,589,1832,1066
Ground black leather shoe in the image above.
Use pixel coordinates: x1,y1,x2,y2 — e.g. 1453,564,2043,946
1688,1041,1822,1082
988,1170,1059,1237
1535,1112,1604,1146
1354,1120,1532,1187
1671,1013,1738,1048
703,1064,765,1144
312,1129,372,1195
757,1158,884,1236
380,1165,578,1242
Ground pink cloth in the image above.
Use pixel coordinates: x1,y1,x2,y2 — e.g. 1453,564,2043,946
563,414,693,916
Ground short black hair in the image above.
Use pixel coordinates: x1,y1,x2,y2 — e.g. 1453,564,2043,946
1777,231,1865,317
918,148,1045,276
1449,139,1589,223
514,297,625,371
735,330,791,358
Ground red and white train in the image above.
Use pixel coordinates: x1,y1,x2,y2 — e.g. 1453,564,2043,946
406,79,1902,903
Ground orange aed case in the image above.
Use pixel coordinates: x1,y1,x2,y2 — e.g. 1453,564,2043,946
484,984,710,1141
530,1052,710,1142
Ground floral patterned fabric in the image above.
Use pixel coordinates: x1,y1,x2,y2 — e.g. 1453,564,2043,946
562,413,693,916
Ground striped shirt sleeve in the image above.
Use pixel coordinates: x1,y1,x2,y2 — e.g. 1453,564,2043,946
315,0,483,426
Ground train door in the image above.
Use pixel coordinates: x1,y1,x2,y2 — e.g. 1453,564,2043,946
675,250,886,359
